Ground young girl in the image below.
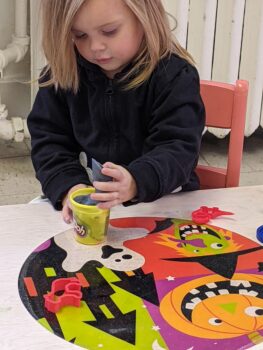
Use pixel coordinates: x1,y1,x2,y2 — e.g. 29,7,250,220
28,0,205,223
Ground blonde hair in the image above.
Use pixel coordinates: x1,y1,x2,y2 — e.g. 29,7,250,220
40,0,194,93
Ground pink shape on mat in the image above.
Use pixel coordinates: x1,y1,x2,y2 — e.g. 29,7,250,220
34,239,51,252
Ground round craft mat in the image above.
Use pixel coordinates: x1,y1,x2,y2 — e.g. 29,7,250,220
18,216,263,350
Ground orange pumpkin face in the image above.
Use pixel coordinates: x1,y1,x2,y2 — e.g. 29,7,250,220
160,273,263,339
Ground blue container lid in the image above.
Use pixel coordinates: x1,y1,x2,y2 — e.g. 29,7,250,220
256,225,263,243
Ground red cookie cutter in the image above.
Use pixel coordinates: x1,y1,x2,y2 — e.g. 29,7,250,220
44,277,82,313
192,206,234,224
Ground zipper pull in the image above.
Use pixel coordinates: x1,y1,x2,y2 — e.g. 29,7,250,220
105,79,114,95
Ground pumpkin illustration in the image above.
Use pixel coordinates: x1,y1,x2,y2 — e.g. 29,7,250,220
160,273,263,343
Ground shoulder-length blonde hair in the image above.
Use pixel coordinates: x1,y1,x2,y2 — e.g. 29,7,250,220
41,0,194,93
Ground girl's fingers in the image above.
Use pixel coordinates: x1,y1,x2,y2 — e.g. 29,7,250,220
101,166,122,180
62,201,73,224
90,163,136,208
93,180,119,192
91,191,119,202
97,198,120,209
102,161,117,169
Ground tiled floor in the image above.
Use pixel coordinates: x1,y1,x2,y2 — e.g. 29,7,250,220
0,129,263,206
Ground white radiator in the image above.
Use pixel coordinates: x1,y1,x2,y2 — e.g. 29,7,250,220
30,0,263,137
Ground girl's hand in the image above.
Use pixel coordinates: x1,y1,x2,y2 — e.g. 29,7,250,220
91,162,137,209
62,183,89,223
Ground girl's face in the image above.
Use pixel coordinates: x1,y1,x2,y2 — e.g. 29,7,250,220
72,0,144,78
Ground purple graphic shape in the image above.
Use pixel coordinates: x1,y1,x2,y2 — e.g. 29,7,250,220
34,239,51,252
168,237,207,247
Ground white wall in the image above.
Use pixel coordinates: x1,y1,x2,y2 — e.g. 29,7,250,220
0,0,31,118
164,0,263,136
1,0,262,137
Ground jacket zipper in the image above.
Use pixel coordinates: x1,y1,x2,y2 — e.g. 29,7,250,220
105,79,117,161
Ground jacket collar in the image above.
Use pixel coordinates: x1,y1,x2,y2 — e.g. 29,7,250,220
76,51,135,82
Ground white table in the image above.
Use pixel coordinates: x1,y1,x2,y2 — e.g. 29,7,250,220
1,185,263,350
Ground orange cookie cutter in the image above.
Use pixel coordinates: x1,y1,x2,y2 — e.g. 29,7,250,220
44,277,82,313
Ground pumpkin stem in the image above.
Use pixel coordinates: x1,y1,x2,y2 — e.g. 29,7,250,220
248,331,263,344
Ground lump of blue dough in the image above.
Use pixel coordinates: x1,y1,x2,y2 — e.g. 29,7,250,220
92,158,112,183
74,195,97,206
92,158,113,195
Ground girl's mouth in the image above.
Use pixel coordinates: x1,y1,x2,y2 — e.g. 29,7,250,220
96,58,112,64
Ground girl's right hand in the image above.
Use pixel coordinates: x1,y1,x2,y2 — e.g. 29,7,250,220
62,184,89,223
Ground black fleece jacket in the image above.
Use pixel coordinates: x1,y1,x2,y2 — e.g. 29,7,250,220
27,53,205,209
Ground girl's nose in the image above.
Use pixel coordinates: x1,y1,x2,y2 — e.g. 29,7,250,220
90,39,106,52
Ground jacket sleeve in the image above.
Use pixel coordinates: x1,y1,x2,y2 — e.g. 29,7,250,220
126,61,205,203
27,84,91,209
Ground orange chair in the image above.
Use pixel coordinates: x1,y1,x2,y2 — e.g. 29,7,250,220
196,79,249,189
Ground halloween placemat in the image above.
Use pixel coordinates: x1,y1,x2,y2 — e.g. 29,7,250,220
18,217,263,349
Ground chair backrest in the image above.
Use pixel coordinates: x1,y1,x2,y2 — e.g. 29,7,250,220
196,79,249,189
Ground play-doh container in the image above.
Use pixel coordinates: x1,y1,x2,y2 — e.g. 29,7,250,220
69,188,110,245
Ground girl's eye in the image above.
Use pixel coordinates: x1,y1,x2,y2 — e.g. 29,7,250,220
102,29,118,36
74,33,87,40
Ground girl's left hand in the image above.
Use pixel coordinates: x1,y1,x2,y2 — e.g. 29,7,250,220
90,162,137,209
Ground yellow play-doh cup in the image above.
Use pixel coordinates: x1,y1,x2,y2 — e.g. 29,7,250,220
69,188,110,245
